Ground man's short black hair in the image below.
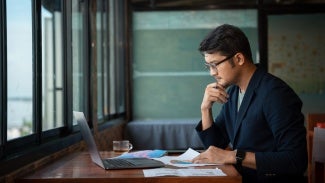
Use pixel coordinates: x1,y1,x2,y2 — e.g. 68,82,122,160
199,24,253,62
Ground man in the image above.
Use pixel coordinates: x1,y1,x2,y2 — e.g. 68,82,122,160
192,24,307,183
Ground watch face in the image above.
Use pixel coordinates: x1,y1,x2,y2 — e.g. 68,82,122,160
236,150,246,165
236,156,243,161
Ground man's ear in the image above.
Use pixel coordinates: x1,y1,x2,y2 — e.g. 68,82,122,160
235,53,245,65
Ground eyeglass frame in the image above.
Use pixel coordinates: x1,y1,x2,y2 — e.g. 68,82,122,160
204,54,235,71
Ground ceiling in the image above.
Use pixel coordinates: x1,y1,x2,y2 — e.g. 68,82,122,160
130,0,256,9
130,0,325,9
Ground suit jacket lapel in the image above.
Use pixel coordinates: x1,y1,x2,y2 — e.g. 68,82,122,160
233,68,264,147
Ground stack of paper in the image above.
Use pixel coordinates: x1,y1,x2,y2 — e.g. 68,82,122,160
153,148,219,167
143,168,226,177
143,148,226,177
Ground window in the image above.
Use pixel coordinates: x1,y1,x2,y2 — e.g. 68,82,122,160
0,0,127,173
42,0,64,131
71,0,88,122
96,0,105,121
7,0,33,140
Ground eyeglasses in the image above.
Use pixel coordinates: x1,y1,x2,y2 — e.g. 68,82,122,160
204,54,234,71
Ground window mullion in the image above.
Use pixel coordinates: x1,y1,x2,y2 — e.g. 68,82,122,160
0,0,8,151
64,0,73,132
32,0,43,144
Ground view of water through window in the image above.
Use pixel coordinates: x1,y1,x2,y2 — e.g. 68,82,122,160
7,0,33,139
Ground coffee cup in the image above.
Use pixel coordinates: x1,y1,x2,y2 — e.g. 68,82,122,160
113,140,133,152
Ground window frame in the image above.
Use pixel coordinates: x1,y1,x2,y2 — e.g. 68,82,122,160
0,0,128,176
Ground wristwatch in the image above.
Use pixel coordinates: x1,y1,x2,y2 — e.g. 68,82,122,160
235,150,246,167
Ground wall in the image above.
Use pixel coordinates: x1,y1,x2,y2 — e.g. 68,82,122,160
268,13,325,118
132,10,258,120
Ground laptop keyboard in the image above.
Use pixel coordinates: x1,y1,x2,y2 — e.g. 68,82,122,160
104,158,136,168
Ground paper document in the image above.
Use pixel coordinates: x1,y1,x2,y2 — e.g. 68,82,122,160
143,168,226,177
153,148,220,167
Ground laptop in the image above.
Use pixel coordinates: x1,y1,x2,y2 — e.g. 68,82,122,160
73,111,165,170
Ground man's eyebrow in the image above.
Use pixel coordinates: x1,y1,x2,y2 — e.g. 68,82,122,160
206,60,221,64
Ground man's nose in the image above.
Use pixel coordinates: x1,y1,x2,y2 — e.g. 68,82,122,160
210,68,217,76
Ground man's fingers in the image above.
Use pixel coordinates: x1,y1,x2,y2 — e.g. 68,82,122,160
208,88,229,103
192,155,209,164
204,82,229,105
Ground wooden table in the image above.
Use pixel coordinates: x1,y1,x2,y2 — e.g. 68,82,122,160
16,151,242,183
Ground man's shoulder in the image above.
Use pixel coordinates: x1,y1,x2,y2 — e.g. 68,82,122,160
255,68,290,88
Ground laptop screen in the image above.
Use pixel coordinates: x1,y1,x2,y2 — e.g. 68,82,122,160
73,111,105,168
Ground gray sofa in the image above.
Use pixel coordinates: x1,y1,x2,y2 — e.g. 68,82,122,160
125,119,204,150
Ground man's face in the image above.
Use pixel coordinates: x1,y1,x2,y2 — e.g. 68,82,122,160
204,53,235,88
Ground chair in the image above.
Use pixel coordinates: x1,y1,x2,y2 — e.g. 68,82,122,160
307,113,325,183
312,127,325,183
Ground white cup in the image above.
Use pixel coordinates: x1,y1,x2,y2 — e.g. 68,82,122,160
113,140,133,152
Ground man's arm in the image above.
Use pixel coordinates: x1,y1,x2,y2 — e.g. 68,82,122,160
192,146,257,170
201,82,228,130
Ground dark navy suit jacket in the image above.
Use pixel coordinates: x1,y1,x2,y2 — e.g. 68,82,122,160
196,68,307,183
